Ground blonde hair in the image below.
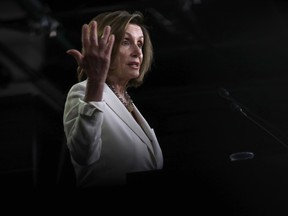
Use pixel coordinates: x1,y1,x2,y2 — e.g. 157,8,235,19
77,10,153,88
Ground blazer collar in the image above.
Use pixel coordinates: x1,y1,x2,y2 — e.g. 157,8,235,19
103,84,154,153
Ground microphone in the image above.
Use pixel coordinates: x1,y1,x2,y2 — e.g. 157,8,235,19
218,87,288,152
218,87,248,117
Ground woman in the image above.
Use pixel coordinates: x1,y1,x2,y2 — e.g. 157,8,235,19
63,10,163,188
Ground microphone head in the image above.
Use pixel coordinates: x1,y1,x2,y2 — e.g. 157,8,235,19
218,87,230,99
229,152,255,161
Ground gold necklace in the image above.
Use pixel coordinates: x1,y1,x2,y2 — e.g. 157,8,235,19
108,84,134,112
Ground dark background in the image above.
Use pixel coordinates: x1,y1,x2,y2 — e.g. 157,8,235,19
1,0,288,214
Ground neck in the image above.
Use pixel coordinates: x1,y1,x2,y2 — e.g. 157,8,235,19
108,84,126,96
106,77,129,95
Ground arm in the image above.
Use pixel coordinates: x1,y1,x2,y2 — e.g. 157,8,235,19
63,83,105,166
63,21,115,165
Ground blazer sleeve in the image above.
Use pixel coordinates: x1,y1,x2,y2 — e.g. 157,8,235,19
63,82,106,166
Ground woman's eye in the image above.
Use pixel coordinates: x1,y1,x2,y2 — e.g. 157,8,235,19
121,40,130,46
121,39,143,48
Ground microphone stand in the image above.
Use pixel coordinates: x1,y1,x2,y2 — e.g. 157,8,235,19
218,87,288,151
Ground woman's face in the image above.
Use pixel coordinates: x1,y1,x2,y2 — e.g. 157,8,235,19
110,24,144,83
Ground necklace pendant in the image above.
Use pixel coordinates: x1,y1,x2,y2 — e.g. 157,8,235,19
127,103,134,113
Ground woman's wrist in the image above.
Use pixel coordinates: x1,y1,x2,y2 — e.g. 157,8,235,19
84,81,105,102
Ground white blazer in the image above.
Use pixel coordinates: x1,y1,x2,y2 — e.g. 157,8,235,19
63,80,163,187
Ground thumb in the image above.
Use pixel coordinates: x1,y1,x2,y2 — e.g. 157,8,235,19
66,49,82,66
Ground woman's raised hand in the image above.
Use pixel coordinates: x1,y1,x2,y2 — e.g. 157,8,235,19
67,21,115,84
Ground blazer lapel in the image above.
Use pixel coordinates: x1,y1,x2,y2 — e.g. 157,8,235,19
132,106,163,168
103,84,154,154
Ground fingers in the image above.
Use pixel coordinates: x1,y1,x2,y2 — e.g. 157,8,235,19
99,25,111,45
81,20,114,49
90,21,98,46
74,21,114,71
82,21,112,49
106,34,115,56
81,21,99,52
82,24,90,53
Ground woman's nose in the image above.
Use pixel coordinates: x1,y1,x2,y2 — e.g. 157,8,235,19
131,44,142,57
